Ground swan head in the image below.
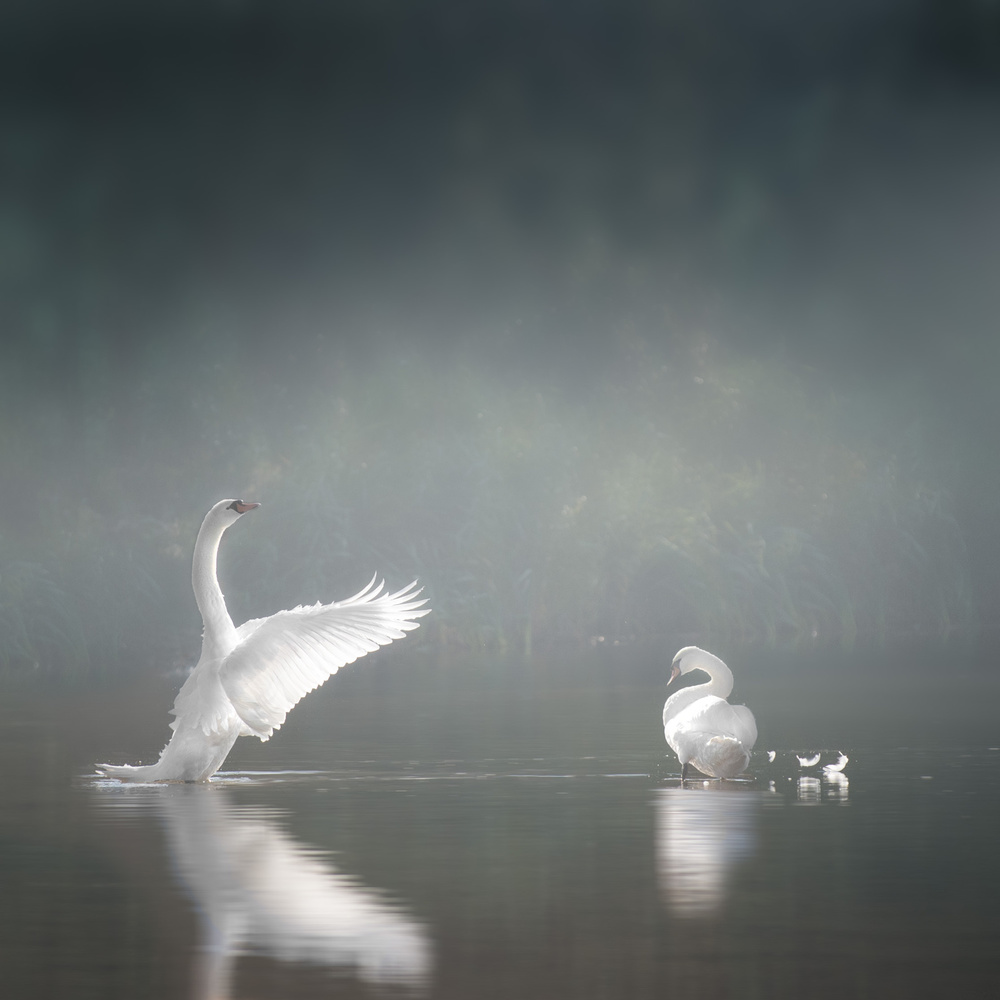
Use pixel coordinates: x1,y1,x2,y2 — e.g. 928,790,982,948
206,498,261,529
669,645,722,685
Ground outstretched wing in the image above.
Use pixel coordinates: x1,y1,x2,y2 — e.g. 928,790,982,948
220,578,429,740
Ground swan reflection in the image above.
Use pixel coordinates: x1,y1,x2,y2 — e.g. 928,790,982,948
795,772,849,805
797,775,822,804
654,784,759,918
157,785,432,997
824,771,849,801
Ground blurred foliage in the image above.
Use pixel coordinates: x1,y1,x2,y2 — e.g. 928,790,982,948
0,1,995,672
0,330,978,673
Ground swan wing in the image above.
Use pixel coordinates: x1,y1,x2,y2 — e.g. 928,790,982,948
667,697,757,750
727,703,758,750
219,578,429,740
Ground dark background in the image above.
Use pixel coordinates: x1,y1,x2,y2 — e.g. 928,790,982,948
3,0,999,667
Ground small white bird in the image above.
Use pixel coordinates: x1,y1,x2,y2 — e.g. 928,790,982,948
796,752,822,768
823,753,849,773
97,500,429,782
663,646,758,780
767,751,776,763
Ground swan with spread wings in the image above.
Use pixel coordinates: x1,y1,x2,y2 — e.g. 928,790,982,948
97,500,429,782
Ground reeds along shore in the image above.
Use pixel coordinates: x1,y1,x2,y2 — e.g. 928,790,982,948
0,338,977,675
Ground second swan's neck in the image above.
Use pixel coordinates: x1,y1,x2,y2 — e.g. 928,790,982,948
192,513,237,654
664,655,735,720
695,657,734,699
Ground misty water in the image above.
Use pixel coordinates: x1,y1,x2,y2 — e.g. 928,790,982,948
2,642,999,999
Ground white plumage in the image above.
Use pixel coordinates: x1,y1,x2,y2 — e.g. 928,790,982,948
662,646,758,780
97,499,429,781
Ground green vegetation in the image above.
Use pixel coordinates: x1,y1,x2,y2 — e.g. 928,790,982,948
0,331,976,673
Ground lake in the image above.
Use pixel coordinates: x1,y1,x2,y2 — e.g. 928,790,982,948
1,640,999,998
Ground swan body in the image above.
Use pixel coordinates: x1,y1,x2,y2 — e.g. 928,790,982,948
662,646,757,780
97,499,429,782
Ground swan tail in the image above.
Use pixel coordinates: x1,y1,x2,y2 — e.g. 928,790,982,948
693,735,752,779
95,762,164,782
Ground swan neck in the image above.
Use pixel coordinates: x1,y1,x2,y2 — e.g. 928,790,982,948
192,514,236,647
663,656,735,722
700,659,734,698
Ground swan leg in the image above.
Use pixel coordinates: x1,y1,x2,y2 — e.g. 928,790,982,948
681,761,690,782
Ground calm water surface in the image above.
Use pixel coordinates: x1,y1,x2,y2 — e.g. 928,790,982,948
2,643,999,998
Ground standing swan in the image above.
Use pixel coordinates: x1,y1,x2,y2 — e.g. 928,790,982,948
97,500,430,782
663,646,757,780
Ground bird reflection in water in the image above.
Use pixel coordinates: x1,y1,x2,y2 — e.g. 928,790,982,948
824,770,849,802
797,775,822,803
796,772,849,805
654,784,759,918
157,785,433,998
